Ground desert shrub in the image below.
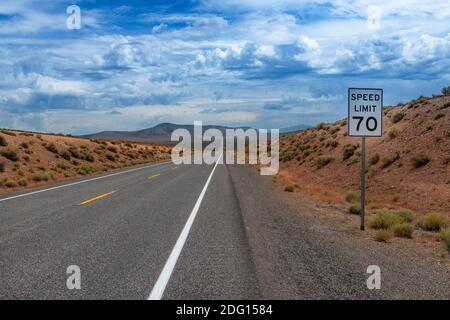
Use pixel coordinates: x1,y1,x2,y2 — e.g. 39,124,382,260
345,190,361,203
374,229,393,242
369,153,380,165
393,223,413,238
348,203,361,215
0,148,19,161
316,122,326,130
46,143,58,154
81,152,95,162
0,135,7,146
411,154,430,168
32,173,51,182
417,212,449,231
434,112,445,120
392,111,405,123
107,146,118,153
76,166,98,175
284,185,295,192
329,126,340,134
20,142,29,149
17,178,28,187
60,150,71,161
342,144,357,160
106,153,115,161
388,127,398,139
326,139,338,149
5,180,18,188
368,209,405,229
68,147,80,159
441,86,450,96
57,162,68,170
316,155,334,168
440,228,450,252
380,153,399,168
0,161,5,172
393,208,414,222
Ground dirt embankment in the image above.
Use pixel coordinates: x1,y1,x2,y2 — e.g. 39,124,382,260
277,95,450,216
0,130,171,194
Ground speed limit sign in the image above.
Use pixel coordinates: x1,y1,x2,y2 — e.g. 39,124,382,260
348,88,383,137
348,87,383,231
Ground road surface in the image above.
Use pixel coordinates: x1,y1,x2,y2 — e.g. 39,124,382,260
0,160,448,299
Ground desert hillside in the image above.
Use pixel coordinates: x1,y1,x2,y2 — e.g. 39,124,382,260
278,95,450,216
0,130,171,194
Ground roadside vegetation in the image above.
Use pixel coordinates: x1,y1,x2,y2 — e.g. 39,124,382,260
0,130,171,192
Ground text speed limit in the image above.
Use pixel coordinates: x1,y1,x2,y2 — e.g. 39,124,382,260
348,88,383,137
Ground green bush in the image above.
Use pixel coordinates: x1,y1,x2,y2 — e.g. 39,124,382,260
380,155,396,168
60,150,71,161
20,142,29,149
5,180,18,188
81,152,95,162
368,209,405,229
342,144,357,160
284,185,295,192
374,229,393,242
388,127,398,139
417,212,449,231
107,146,118,153
0,135,7,146
46,143,58,154
434,112,445,120
106,153,115,161
411,154,430,168
17,178,28,187
32,173,51,182
0,148,19,161
316,155,334,168
348,203,361,215
392,111,405,123
393,223,413,238
440,228,450,252
345,191,361,203
394,208,414,222
68,147,80,159
369,153,380,165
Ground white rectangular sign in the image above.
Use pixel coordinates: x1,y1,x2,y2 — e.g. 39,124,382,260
348,88,383,137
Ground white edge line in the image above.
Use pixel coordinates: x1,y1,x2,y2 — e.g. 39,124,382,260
148,154,222,300
0,161,172,203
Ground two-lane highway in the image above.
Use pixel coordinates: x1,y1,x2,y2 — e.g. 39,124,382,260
0,159,258,299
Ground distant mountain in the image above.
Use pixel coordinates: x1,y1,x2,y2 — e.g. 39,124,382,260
83,123,253,143
279,124,312,133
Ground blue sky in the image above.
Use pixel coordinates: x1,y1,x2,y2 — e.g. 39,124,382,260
0,0,449,134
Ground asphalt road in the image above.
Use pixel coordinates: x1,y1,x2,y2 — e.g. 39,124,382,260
0,160,448,299
0,160,260,299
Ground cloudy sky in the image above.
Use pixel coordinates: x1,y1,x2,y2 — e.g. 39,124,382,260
0,0,449,134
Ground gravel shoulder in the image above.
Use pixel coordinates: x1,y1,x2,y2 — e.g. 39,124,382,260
227,164,450,300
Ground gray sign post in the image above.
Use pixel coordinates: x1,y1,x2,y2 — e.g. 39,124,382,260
348,88,383,231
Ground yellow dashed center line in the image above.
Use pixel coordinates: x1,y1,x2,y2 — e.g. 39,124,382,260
148,173,161,180
79,190,118,205
171,167,178,170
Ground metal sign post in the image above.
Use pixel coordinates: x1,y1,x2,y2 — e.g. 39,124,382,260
348,88,383,231
360,136,366,231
